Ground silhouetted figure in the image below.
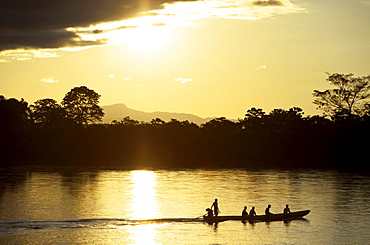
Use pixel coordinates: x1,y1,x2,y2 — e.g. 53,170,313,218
265,204,273,215
211,199,220,216
206,208,213,217
242,206,248,217
284,204,291,214
249,206,256,216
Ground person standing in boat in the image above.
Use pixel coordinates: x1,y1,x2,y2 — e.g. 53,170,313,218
211,199,220,216
265,204,273,215
249,206,256,216
283,204,291,214
242,206,248,217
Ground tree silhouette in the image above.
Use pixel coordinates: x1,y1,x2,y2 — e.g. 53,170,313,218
30,98,66,126
245,107,265,119
150,118,166,127
0,96,31,164
268,107,304,125
201,117,236,130
112,116,140,126
2,78,370,171
62,86,104,124
0,96,30,132
313,73,370,120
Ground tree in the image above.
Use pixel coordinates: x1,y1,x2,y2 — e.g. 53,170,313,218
150,118,166,127
30,98,66,126
0,96,31,164
269,107,304,119
62,86,104,124
242,107,266,129
0,96,30,132
112,116,140,126
201,117,236,130
201,117,240,134
313,73,370,120
245,107,265,119
265,107,304,128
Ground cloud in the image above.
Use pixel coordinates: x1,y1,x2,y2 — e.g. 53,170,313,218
155,0,303,21
358,0,370,6
256,65,267,70
0,50,59,61
252,0,283,6
0,30,84,52
41,77,59,83
174,77,193,83
0,0,193,52
0,0,304,57
108,75,132,80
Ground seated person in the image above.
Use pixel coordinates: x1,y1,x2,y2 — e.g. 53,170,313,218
249,206,257,216
206,208,213,217
265,204,273,215
242,206,248,217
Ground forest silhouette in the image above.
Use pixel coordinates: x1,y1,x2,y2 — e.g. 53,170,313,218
1,74,369,171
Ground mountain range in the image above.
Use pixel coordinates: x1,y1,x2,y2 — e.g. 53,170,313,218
102,104,213,125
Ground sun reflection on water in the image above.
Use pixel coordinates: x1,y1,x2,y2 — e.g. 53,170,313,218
129,170,158,220
126,170,160,244
127,223,166,245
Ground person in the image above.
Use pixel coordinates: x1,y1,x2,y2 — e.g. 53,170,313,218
242,206,248,217
211,199,220,216
283,204,291,214
249,206,256,216
206,208,213,217
265,204,273,215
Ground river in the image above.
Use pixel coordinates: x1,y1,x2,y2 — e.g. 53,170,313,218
0,167,369,244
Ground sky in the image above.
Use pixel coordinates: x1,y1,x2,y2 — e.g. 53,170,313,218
1,0,369,119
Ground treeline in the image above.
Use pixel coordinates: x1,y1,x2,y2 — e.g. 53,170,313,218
1,95,369,171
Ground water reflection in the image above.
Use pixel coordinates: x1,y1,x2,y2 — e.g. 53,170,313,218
127,170,159,244
1,169,370,244
129,170,158,220
127,224,163,245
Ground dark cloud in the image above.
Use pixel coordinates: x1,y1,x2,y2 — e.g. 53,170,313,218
0,30,80,51
0,0,195,52
252,0,283,6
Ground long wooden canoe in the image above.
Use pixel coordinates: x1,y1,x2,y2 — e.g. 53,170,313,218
203,210,310,223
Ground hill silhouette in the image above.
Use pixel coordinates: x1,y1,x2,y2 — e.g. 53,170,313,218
102,103,213,124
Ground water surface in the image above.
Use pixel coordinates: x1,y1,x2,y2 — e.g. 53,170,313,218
0,168,369,244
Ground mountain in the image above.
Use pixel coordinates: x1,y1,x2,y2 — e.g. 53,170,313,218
102,104,212,125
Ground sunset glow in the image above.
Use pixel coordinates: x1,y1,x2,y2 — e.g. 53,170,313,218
124,26,172,53
0,0,369,119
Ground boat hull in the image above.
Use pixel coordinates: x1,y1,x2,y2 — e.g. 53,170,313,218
203,210,310,223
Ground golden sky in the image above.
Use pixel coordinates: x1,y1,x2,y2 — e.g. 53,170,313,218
0,0,369,119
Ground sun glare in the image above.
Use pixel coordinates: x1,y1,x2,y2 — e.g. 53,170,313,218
127,223,164,245
129,170,158,220
125,170,161,245
124,26,171,53
64,0,304,56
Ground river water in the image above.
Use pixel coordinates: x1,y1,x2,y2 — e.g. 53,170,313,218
0,167,369,244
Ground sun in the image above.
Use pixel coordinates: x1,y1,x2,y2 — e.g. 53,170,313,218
124,25,171,53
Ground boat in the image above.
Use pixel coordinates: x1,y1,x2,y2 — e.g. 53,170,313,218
203,210,310,223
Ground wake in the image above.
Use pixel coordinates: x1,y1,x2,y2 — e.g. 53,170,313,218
0,217,204,235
